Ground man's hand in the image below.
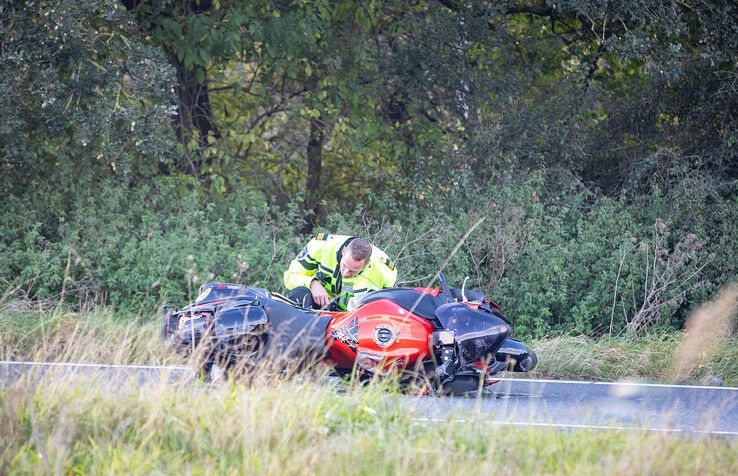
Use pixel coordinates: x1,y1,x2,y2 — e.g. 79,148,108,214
310,280,330,309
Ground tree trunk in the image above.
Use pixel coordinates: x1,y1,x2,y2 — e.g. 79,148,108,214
168,51,220,175
302,120,324,234
121,0,218,176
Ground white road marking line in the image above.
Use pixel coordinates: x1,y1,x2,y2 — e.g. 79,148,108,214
493,377,738,391
0,361,189,371
2,362,736,392
485,392,542,398
413,417,738,436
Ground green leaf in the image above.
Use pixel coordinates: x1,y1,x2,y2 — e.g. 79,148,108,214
197,48,209,65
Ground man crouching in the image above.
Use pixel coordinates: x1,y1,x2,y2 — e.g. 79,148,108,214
284,233,397,310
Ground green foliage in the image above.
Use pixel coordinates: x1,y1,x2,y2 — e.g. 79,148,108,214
327,172,734,338
0,176,305,308
5,167,734,337
2,0,738,339
0,0,177,187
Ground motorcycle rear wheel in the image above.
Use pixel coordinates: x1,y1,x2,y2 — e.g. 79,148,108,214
159,307,179,341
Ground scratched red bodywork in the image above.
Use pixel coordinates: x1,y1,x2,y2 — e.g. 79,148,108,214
325,298,435,369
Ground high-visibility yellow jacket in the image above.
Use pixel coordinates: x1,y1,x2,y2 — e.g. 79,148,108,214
284,233,398,309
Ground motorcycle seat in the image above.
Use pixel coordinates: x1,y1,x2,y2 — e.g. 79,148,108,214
262,299,332,357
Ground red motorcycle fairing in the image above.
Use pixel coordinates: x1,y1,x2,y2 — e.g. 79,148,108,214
326,299,435,370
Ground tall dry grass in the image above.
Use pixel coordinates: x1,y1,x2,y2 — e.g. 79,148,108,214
1,307,737,474
529,332,738,385
672,284,738,381
528,284,738,385
0,308,173,366
2,374,737,475
3,303,737,385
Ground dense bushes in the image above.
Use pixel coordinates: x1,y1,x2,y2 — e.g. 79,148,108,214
340,174,735,338
2,169,735,339
0,177,303,309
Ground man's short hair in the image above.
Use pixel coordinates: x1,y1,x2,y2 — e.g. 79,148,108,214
348,238,372,262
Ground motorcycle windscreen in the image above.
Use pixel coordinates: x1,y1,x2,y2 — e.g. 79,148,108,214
435,303,510,365
195,283,268,304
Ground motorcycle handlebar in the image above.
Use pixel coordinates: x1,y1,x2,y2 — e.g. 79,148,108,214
437,272,454,303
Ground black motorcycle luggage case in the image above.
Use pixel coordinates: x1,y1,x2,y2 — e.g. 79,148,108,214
212,298,331,360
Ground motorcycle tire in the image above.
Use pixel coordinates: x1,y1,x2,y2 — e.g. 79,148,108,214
159,306,179,341
515,349,537,372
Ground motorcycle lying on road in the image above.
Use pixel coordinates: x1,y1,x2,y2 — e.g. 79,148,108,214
160,275,537,394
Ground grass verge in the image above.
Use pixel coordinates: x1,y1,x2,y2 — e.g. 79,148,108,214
1,377,736,475
528,334,738,385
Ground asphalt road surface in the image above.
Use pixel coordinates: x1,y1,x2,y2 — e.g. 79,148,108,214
2,361,736,436
408,377,738,436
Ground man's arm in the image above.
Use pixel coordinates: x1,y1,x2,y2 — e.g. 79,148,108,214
283,242,320,290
